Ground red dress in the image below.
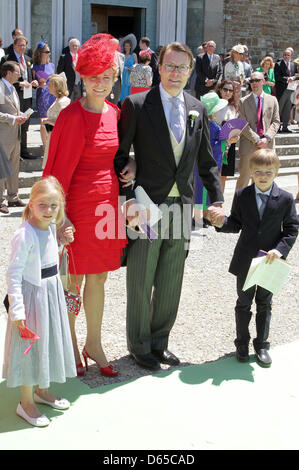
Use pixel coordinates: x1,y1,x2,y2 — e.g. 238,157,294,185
43,99,127,274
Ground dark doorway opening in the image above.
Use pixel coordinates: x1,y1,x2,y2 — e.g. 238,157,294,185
91,4,145,41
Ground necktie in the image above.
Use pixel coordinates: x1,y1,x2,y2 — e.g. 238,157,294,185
169,97,183,143
20,55,25,69
258,193,268,219
257,96,264,136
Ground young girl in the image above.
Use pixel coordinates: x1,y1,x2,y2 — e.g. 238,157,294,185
2,176,76,427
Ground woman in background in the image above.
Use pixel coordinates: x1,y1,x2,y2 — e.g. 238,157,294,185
32,41,56,151
41,74,71,169
119,39,137,102
130,50,152,94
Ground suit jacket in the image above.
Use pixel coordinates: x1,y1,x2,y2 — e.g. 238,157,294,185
57,51,82,96
0,79,21,145
274,59,298,101
238,92,280,157
1,51,34,109
114,86,223,207
216,183,299,278
195,53,222,97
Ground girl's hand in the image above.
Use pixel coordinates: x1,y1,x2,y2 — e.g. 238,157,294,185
13,320,25,329
60,226,74,245
57,217,75,245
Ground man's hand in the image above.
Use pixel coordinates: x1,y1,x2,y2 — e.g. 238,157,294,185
119,158,136,188
206,205,225,227
15,115,28,125
206,79,214,87
125,200,149,228
19,80,31,88
256,137,269,149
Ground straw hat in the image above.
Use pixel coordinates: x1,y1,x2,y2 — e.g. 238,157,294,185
232,44,245,54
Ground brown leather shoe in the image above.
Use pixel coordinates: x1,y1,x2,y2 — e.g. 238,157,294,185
0,204,9,214
8,198,26,207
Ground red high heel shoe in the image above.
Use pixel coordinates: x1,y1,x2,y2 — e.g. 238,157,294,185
76,362,85,377
82,347,119,377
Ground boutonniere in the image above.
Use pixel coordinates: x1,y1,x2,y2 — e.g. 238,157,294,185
188,110,199,128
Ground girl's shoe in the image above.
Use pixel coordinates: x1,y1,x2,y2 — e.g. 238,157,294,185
82,346,119,377
33,393,70,410
76,362,85,377
16,402,50,427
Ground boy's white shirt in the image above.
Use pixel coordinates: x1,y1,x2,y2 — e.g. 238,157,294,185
6,221,59,322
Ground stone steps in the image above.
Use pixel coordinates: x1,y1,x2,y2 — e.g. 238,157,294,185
16,126,299,198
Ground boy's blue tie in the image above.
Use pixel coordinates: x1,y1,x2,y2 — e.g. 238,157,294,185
258,193,268,219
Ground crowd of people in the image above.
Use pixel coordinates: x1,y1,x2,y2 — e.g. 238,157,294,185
0,30,298,428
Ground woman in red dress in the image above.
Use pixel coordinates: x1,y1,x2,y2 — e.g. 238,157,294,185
43,34,135,377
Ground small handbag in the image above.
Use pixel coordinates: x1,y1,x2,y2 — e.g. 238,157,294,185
59,246,82,316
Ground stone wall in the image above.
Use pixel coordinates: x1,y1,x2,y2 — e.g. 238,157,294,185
223,0,299,67
31,0,52,52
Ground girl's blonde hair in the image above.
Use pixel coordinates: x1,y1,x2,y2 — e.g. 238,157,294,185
23,176,66,227
49,74,69,97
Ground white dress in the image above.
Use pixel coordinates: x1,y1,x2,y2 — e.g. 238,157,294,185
2,224,76,388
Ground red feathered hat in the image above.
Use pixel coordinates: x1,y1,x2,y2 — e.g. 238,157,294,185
75,33,119,76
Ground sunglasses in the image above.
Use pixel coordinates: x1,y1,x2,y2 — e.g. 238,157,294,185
249,78,262,83
222,87,234,92
42,50,51,54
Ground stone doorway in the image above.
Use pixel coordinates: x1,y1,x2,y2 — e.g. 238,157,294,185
91,4,145,42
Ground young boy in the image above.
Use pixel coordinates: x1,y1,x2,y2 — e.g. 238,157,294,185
210,149,299,367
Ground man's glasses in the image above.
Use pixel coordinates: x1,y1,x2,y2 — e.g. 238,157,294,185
163,64,190,74
222,87,234,93
249,78,262,83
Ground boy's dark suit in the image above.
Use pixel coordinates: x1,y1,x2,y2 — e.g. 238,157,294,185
217,183,298,350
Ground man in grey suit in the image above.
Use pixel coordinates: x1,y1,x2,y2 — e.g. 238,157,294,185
236,71,280,191
115,42,224,370
0,61,28,213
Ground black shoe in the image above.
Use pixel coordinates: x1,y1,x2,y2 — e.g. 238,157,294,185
281,128,293,134
8,198,26,207
0,204,9,214
236,345,250,362
255,348,272,367
131,353,161,371
21,154,41,160
152,349,180,366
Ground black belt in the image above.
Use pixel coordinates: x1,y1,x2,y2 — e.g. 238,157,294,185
41,265,58,278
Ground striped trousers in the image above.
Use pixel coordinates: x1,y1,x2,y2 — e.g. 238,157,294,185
126,197,190,355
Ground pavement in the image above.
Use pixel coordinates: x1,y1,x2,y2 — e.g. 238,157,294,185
0,121,299,451
1,313,299,451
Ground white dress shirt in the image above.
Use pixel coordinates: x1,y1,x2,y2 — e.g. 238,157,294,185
159,83,186,131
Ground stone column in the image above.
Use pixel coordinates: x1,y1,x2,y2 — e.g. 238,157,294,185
17,0,32,48
64,0,82,47
156,0,187,46
0,0,16,48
